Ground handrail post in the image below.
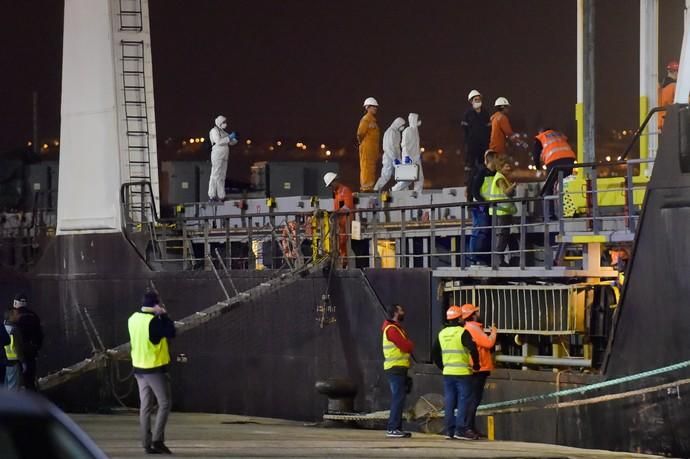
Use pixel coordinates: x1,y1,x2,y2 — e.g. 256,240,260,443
490,204,498,270
460,205,467,270
400,210,407,268
519,201,526,270
626,161,635,232
543,198,553,270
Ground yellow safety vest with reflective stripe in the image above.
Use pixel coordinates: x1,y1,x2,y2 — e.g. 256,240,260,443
438,326,471,376
128,312,170,369
4,325,17,361
382,324,411,370
488,171,517,216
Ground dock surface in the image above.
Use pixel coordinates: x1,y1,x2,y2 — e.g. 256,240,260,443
73,412,666,458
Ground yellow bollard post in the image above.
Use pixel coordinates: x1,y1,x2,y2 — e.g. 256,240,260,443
487,415,495,441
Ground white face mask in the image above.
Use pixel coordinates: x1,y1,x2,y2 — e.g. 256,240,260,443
472,101,482,110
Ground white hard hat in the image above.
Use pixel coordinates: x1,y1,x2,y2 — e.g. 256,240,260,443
494,97,510,107
323,172,338,187
363,97,379,108
467,90,481,101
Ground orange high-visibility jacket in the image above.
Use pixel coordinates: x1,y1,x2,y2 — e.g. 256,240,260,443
535,130,576,166
463,321,496,372
489,112,514,155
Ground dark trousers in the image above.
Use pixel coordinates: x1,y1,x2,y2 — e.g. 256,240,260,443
543,158,575,217
386,372,407,431
443,375,473,436
466,371,489,431
0,364,5,387
469,206,490,264
22,358,37,391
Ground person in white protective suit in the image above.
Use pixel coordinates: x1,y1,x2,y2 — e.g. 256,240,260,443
208,115,238,202
374,117,406,191
392,113,423,192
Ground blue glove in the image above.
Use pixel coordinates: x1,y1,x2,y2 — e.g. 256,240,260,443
394,159,401,166
404,156,412,164
228,132,237,141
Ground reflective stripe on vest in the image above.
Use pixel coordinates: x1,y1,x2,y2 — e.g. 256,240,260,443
382,324,411,370
437,326,471,376
4,325,17,361
487,171,517,216
128,312,171,369
536,130,576,165
480,176,493,201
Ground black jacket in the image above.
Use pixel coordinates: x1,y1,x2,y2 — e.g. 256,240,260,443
0,323,9,361
462,108,491,156
15,307,43,359
432,325,481,372
470,166,496,202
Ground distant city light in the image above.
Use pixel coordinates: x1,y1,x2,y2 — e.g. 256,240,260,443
542,165,547,170
325,150,332,156
301,145,307,150
296,142,303,148
189,138,195,143
320,144,326,149
605,155,611,161
437,149,443,154
622,130,627,136
27,141,32,147
42,143,48,149
182,140,187,145
269,146,274,151
200,137,205,142
276,141,282,146
420,147,425,153
246,139,252,145
53,140,59,146
617,156,622,160
514,161,520,166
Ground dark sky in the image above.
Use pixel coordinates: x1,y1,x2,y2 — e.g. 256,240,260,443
0,0,685,153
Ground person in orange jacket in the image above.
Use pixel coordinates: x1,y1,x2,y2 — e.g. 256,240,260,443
324,172,354,268
489,97,525,155
659,60,679,129
460,303,497,437
357,97,381,192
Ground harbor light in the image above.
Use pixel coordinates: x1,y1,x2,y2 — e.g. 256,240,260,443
189,138,195,143
325,150,332,156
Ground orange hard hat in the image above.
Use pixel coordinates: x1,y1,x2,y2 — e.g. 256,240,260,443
460,303,479,320
667,60,679,71
446,305,463,321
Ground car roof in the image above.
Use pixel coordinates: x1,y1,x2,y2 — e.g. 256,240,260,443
0,389,51,416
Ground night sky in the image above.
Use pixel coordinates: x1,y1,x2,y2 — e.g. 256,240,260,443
0,1,685,164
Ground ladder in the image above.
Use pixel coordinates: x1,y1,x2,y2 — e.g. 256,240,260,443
121,39,152,221
118,0,143,32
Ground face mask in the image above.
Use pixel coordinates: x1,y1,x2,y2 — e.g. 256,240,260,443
398,313,405,322
472,101,482,110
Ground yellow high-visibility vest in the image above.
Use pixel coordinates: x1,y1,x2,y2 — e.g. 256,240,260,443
382,324,411,370
488,171,517,216
438,326,471,376
128,312,170,369
4,326,17,361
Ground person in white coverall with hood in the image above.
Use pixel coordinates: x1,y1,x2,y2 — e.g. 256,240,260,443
208,115,238,202
392,113,423,192
374,117,406,191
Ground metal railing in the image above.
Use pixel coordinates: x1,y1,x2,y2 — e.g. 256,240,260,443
120,158,650,272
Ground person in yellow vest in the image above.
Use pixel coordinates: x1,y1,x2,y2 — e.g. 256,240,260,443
0,307,11,387
468,150,498,266
381,303,415,438
4,307,24,390
128,291,176,455
487,157,517,266
357,97,381,192
432,305,480,440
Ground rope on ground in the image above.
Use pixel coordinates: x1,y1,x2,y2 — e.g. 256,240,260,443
478,359,690,412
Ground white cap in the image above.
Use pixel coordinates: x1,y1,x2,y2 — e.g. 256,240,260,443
467,89,481,101
323,172,338,187
494,97,510,107
363,97,379,108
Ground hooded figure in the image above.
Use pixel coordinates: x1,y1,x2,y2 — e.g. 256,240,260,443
392,113,424,192
208,115,237,202
374,117,406,191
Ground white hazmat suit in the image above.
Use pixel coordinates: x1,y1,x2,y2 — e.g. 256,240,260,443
374,117,406,191
208,115,237,201
392,113,423,192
